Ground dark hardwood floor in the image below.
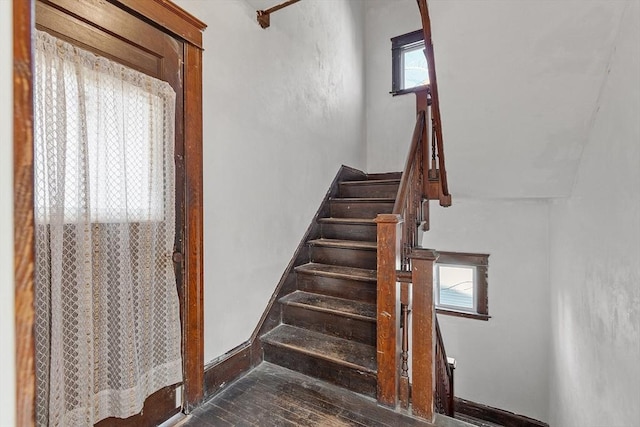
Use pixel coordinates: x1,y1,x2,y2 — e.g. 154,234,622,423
181,362,434,426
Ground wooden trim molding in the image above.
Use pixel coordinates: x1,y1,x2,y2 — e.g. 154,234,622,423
455,398,549,427
182,41,205,411
203,342,253,398
436,308,490,321
114,0,207,48
14,0,36,425
436,251,490,319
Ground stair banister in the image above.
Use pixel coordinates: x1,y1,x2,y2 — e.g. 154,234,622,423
375,0,454,420
417,0,451,207
415,3,455,413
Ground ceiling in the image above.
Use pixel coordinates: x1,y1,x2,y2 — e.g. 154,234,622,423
426,0,628,198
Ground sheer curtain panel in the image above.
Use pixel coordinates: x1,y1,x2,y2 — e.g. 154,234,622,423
34,30,182,426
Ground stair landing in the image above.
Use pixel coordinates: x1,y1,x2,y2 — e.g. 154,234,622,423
184,362,434,427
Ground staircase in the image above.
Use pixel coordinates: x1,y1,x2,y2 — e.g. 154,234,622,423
260,170,401,397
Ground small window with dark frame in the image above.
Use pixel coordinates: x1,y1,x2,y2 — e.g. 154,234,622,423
435,251,490,320
391,29,430,95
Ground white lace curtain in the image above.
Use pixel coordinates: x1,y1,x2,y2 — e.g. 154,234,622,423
34,30,182,426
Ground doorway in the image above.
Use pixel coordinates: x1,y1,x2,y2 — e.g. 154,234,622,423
13,1,206,425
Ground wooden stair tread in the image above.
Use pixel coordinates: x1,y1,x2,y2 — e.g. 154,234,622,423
308,238,376,250
262,325,377,374
294,263,376,282
455,414,504,427
317,217,376,225
280,290,376,321
330,197,395,203
340,179,401,186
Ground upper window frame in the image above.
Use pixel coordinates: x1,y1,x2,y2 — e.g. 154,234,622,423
391,29,428,96
435,251,491,321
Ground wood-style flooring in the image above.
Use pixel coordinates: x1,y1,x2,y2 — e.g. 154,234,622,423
181,362,434,427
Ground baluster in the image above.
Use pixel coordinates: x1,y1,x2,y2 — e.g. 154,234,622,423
448,360,455,416
399,282,410,409
430,118,437,179
399,303,410,408
435,343,443,412
423,110,430,199
412,157,421,247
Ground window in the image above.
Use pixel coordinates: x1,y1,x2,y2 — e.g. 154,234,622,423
35,64,172,223
435,252,490,320
391,29,430,95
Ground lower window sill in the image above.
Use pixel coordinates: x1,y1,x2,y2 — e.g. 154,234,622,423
390,84,430,97
436,307,491,321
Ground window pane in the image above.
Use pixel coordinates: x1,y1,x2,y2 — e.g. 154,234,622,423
402,46,429,89
438,265,474,309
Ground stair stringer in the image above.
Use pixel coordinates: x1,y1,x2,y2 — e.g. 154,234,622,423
202,165,369,399
248,165,368,359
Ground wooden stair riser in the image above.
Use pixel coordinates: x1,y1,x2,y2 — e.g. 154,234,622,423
262,343,377,397
296,273,376,304
310,246,377,270
329,200,394,218
338,182,400,199
281,304,376,346
256,167,405,401
320,223,377,242
366,172,402,181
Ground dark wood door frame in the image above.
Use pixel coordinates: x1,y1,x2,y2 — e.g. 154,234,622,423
13,1,206,424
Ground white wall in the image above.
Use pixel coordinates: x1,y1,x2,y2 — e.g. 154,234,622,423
425,199,550,422
1,1,16,425
365,0,626,199
364,0,420,174
548,2,640,426
174,0,366,362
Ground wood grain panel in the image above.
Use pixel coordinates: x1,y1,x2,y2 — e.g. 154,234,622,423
203,342,252,398
182,42,204,411
95,387,179,427
13,1,36,425
411,248,438,420
114,0,206,48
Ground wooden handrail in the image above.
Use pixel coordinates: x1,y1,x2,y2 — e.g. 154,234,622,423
257,0,301,29
393,111,426,214
417,0,451,206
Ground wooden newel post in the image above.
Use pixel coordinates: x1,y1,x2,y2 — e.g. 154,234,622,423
410,248,438,420
374,214,403,407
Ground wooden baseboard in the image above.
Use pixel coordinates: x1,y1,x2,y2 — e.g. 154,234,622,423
454,398,549,427
95,386,179,427
203,341,253,400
